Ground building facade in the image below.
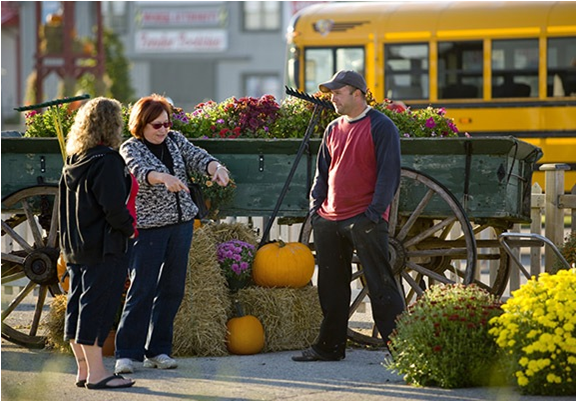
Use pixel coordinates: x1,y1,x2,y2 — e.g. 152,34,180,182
1,1,323,127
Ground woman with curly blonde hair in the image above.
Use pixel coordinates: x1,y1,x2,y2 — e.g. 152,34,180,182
59,97,137,389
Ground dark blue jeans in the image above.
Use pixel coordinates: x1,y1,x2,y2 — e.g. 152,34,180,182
65,252,129,347
312,213,405,360
115,221,193,361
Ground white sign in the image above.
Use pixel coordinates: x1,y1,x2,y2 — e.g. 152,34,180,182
135,30,228,53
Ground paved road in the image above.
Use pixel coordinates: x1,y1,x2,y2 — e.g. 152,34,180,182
2,340,574,401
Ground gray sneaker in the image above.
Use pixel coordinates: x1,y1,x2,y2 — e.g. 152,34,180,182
115,358,134,374
143,354,177,369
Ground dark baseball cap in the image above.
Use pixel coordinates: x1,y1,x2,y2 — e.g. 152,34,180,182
319,70,367,93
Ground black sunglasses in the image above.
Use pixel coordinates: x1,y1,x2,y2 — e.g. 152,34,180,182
149,121,172,130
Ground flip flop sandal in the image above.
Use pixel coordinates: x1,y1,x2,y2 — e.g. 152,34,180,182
85,374,135,390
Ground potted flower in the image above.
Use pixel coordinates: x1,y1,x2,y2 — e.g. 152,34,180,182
216,239,256,292
189,171,236,220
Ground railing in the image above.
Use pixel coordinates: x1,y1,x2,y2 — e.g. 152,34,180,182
503,164,575,295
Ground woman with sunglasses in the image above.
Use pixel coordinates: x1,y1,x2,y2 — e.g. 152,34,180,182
115,94,230,374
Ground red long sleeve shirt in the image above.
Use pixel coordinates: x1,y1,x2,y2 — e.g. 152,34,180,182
311,107,401,223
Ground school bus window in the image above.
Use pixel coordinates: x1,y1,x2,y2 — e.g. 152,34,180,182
438,41,483,99
304,47,364,93
547,37,576,97
492,39,538,98
384,43,429,100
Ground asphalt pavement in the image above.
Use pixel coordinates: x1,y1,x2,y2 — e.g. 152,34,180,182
2,339,575,401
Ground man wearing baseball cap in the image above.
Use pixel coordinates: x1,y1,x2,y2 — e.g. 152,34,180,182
318,69,368,94
293,70,404,362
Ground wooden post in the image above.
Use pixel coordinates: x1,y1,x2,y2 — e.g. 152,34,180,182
540,164,569,272
530,182,544,277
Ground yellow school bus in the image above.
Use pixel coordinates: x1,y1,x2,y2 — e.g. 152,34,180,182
286,1,576,191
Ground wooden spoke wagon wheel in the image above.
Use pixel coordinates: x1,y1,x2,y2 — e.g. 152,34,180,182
299,167,478,346
1,185,62,348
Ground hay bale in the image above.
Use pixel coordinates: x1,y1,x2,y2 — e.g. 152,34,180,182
235,286,322,352
45,294,71,354
173,221,259,356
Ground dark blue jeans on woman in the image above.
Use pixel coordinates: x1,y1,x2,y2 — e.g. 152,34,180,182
115,221,193,361
311,213,405,360
65,252,129,347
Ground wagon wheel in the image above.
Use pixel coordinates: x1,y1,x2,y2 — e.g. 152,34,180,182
469,222,511,297
299,167,477,346
1,185,62,348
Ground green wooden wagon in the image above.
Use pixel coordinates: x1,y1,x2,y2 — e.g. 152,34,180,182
1,134,541,348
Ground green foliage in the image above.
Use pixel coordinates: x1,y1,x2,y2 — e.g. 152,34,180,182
23,105,76,138
103,29,135,103
489,269,576,396
23,92,462,140
387,284,505,388
247,91,335,138
373,103,462,138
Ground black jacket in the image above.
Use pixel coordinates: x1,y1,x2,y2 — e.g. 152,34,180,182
59,145,134,264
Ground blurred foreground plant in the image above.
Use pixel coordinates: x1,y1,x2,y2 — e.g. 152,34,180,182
387,284,504,388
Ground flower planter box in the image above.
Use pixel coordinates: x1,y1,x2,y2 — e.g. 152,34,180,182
192,136,541,224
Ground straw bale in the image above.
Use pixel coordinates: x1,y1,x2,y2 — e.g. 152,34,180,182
44,222,321,357
45,294,72,354
173,221,259,356
235,286,322,352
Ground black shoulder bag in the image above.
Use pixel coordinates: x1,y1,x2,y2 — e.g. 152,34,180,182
168,132,209,220
190,181,209,220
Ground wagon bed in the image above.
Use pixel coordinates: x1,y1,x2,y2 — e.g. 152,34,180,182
1,135,542,347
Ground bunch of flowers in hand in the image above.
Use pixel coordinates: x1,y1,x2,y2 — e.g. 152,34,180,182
489,268,576,396
216,240,256,286
387,284,504,388
189,171,236,219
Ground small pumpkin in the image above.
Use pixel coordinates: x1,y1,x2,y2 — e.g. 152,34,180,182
56,252,69,293
252,240,315,288
226,302,265,355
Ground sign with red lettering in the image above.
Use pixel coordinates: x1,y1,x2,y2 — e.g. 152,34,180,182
138,8,225,27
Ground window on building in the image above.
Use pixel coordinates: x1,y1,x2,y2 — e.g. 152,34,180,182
243,2,281,31
102,1,128,33
244,74,281,100
384,43,429,100
492,39,538,98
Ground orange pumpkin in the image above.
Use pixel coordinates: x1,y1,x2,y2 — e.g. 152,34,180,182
226,302,265,355
252,240,315,288
56,252,69,293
